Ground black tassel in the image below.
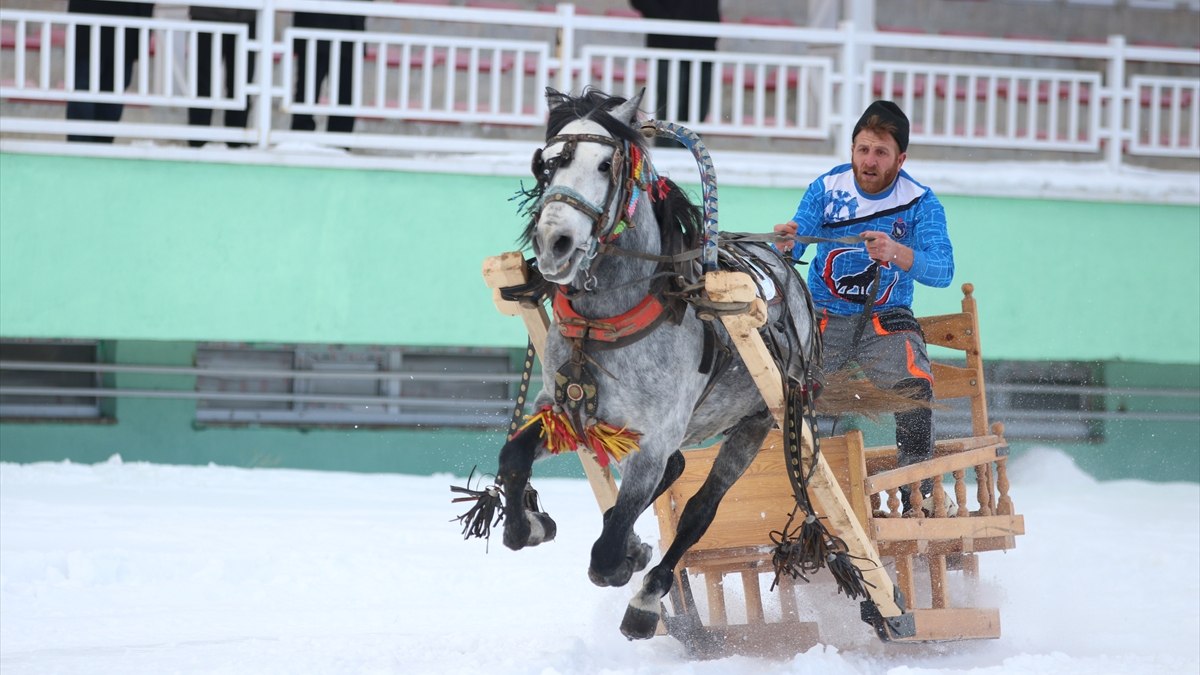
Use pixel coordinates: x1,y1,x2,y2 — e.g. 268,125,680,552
450,468,505,544
770,509,828,589
796,513,834,575
826,551,876,600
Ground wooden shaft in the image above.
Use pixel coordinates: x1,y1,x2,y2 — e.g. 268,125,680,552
706,271,904,618
483,252,619,512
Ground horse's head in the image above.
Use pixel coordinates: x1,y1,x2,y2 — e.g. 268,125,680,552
523,88,650,287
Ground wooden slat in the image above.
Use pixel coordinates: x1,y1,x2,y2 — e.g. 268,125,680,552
742,571,765,624
929,554,948,608
683,621,822,658
872,514,1025,542
865,438,1005,474
706,574,727,626
930,361,982,400
877,535,1016,557
895,555,916,611
917,312,974,351
899,608,1001,641
865,445,1008,493
778,574,799,620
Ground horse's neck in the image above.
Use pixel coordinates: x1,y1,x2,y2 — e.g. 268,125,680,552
570,203,661,316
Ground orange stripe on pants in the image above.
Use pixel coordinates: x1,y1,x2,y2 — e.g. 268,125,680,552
905,340,933,383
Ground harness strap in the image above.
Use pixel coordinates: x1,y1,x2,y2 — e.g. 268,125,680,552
553,290,668,344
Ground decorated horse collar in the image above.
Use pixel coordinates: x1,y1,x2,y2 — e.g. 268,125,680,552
553,286,668,345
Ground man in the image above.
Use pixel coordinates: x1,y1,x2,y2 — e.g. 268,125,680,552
66,0,155,143
774,100,954,512
290,2,368,136
187,6,257,148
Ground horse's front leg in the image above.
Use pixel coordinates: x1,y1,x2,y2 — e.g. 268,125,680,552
620,408,773,640
498,419,556,550
589,450,685,588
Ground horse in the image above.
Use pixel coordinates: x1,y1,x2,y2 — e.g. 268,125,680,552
457,87,885,641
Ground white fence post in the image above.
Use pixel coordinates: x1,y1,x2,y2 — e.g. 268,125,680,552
839,19,859,161
557,2,575,95
256,0,275,149
1106,34,1127,171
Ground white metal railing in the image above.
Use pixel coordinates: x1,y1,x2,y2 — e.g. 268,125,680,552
1,0,1198,170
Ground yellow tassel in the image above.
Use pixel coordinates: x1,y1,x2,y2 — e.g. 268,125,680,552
587,422,640,466
518,406,640,466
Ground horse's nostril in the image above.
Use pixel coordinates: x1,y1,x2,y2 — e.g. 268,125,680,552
552,235,574,258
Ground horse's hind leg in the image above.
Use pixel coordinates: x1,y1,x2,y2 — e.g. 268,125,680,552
620,408,773,640
498,420,556,551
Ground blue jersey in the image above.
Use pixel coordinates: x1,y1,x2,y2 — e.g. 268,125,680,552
789,164,954,316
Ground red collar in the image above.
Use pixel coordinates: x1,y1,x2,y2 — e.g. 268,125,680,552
553,290,666,343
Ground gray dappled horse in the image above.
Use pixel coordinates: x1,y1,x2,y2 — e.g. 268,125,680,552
479,88,822,640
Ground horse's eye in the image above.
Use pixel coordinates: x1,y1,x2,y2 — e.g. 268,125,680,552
598,161,612,173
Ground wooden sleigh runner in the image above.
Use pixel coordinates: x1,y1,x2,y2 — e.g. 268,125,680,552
484,251,1025,655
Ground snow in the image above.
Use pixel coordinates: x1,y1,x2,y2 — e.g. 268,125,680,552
1,447,1197,675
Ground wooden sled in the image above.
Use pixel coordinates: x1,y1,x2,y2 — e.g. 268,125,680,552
653,275,1025,656
483,252,1025,656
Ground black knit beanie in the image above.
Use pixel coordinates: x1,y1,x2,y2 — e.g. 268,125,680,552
852,100,909,152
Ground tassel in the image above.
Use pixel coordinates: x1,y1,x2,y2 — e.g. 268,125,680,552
519,406,580,454
517,406,641,467
826,551,876,600
770,509,824,589
586,421,640,468
450,468,505,544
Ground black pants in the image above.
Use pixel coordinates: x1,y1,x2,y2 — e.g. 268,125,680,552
652,58,713,148
188,22,258,147
291,38,359,134
66,24,142,143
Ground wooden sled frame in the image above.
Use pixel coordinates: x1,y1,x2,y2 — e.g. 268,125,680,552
483,252,1025,655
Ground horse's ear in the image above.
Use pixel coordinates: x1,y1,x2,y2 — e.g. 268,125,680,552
545,86,564,110
610,88,645,126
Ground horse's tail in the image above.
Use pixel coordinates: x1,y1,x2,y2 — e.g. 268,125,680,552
813,369,937,418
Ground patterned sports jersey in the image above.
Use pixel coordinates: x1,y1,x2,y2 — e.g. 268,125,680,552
788,164,954,316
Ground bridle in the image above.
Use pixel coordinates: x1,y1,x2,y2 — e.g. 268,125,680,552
531,132,642,286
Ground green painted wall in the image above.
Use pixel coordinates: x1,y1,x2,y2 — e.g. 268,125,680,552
2,153,1198,363
1,152,1197,481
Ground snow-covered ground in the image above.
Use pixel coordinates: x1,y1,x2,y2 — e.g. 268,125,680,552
1,447,1197,675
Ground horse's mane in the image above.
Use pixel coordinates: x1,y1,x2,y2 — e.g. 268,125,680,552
516,87,702,258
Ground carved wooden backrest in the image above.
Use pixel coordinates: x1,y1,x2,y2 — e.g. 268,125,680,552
917,283,990,437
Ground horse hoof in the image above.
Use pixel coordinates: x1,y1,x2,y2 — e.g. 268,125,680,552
587,560,633,588
502,522,529,551
503,511,556,550
531,511,557,543
619,604,659,641
630,542,652,573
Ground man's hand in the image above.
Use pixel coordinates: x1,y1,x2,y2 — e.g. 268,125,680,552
773,222,798,252
861,231,913,270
